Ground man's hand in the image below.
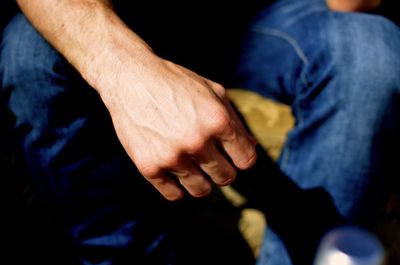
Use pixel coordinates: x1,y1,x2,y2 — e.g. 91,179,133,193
102,57,257,200
17,0,257,200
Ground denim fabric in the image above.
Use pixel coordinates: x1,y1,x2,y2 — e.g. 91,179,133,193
0,13,256,265
2,1,400,264
237,0,400,264
0,13,175,265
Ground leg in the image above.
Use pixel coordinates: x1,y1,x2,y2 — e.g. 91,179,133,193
0,13,256,265
237,0,400,264
1,13,175,265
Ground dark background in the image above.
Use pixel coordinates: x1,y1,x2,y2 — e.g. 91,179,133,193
1,1,399,264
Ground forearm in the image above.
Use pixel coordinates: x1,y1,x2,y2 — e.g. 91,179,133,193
326,0,383,11
16,0,155,96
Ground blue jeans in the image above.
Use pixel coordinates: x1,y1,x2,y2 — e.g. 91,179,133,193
1,1,400,265
237,0,400,264
0,13,255,265
1,12,178,265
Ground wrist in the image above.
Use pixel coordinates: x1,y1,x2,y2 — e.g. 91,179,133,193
80,23,155,98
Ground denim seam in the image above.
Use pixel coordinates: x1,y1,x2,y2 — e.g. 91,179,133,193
249,27,316,173
251,26,310,67
246,26,303,171
251,25,310,100
282,6,328,28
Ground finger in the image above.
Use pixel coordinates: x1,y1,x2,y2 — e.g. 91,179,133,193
171,165,213,198
146,173,185,201
205,79,256,143
223,96,258,146
219,98,257,170
195,143,237,186
204,79,257,169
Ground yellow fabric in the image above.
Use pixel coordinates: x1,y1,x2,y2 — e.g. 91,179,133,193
223,89,294,257
227,88,294,160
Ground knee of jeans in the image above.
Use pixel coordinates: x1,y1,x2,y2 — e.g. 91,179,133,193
1,13,65,91
0,13,77,131
330,14,400,100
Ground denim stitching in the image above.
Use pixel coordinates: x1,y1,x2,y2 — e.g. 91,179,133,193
251,26,310,66
249,26,310,170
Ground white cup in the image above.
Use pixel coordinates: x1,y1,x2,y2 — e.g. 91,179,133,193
313,226,385,265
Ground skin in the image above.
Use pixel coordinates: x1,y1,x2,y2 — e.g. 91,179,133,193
326,0,383,11
15,0,382,201
16,0,257,201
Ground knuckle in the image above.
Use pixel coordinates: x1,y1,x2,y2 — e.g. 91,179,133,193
237,148,257,170
134,155,156,177
208,109,232,135
204,160,220,172
191,186,212,198
212,83,226,98
138,163,161,179
216,175,236,186
162,150,182,169
186,135,207,155
164,190,184,201
216,171,237,186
